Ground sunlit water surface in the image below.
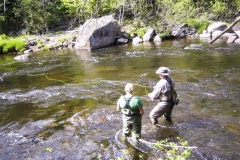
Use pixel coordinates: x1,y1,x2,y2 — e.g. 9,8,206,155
0,38,240,160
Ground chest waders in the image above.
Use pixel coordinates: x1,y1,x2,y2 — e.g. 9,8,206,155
164,77,179,105
122,96,142,141
124,96,133,109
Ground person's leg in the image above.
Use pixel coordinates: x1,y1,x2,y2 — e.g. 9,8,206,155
131,115,142,141
163,103,174,121
149,102,168,125
122,116,131,139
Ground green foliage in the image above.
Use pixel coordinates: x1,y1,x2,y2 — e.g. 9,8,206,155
135,28,147,37
0,34,8,40
59,37,67,43
36,39,42,45
155,0,200,24
184,18,210,34
236,0,240,10
0,0,239,38
14,40,27,52
55,31,64,35
173,0,198,17
45,147,53,153
159,30,171,39
0,35,26,54
123,149,130,155
154,137,194,160
211,0,227,14
41,46,49,51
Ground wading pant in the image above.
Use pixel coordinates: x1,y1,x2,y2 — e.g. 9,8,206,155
122,114,142,140
149,102,174,123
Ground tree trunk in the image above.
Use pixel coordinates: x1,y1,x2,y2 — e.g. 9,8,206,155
209,16,240,44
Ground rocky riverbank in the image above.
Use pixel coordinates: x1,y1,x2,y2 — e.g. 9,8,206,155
15,15,240,61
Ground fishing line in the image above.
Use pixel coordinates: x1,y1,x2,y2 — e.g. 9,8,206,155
27,72,151,94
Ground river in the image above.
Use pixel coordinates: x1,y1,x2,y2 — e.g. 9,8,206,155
0,38,240,160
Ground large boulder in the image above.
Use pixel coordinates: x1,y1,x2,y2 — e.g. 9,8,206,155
153,35,162,42
75,15,120,50
235,30,240,37
207,22,227,33
171,24,188,38
227,36,237,43
132,36,143,44
199,33,211,38
143,28,155,41
234,38,240,44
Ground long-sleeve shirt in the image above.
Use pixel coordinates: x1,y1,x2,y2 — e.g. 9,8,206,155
148,77,177,102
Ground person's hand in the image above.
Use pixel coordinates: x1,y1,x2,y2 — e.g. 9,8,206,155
147,93,151,98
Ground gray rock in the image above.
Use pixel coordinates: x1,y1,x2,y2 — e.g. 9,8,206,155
143,28,155,41
199,33,211,38
132,36,143,44
178,33,186,38
116,38,128,45
207,22,227,33
227,36,237,43
234,31,240,37
212,30,223,37
171,24,188,38
14,54,31,61
234,38,240,44
24,49,33,54
75,15,120,50
153,35,162,42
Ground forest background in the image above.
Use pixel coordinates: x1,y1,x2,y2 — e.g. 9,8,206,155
0,0,240,53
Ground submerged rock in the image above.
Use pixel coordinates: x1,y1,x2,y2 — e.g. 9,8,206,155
14,53,31,61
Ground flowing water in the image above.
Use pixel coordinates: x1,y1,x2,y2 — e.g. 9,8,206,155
0,38,240,160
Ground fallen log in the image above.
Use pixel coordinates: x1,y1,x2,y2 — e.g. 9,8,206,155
209,16,240,44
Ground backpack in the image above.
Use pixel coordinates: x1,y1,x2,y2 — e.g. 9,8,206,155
122,96,140,116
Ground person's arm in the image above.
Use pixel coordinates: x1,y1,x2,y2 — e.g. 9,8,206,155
139,107,144,115
117,96,123,112
137,97,144,115
148,81,162,101
117,105,121,112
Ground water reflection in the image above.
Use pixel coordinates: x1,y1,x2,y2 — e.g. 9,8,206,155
0,39,240,159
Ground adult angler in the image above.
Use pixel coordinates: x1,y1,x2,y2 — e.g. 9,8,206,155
148,67,179,125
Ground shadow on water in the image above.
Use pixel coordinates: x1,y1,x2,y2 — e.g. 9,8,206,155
0,39,240,159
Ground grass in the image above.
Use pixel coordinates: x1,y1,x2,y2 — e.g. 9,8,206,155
0,35,27,54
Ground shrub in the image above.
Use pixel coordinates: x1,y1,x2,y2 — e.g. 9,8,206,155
211,0,227,14
0,35,26,54
134,28,147,37
159,30,171,39
184,18,210,34
0,34,8,40
154,137,195,159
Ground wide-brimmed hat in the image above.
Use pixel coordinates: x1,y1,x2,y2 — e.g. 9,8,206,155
156,67,170,75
